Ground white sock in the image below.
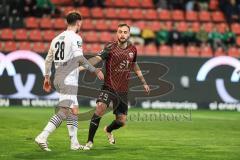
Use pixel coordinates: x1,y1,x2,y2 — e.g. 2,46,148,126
39,122,56,140
67,115,78,144
67,125,78,144
38,114,63,140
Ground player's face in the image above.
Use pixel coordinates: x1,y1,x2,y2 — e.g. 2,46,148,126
76,20,82,33
117,26,130,44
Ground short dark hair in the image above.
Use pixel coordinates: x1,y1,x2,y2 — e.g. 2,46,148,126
66,11,82,25
118,23,130,31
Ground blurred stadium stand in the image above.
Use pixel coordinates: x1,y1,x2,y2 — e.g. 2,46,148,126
0,0,239,57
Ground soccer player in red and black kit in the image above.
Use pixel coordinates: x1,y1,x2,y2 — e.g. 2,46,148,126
81,24,150,150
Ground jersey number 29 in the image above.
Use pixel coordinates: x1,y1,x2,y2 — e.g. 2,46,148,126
55,41,65,60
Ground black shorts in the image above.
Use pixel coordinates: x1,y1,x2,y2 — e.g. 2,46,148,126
96,86,128,115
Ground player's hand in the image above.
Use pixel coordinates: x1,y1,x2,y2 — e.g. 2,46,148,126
95,68,104,81
143,84,150,95
79,66,86,72
43,76,52,93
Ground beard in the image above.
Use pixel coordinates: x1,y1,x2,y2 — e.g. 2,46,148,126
118,37,128,44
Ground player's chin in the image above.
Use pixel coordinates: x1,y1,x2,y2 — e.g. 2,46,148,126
119,39,127,43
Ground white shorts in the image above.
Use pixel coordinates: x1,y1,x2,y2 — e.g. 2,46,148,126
58,93,78,108
54,69,79,108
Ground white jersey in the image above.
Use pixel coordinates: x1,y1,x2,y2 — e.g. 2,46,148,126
51,30,83,66
45,30,83,85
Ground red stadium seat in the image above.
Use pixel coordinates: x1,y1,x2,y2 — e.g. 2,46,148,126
63,6,74,16
209,0,219,10
105,0,113,7
1,28,14,40
51,0,72,5
105,8,118,19
4,41,17,52
186,11,198,21
199,11,211,22
149,21,161,31
40,17,52,29
118,8,130,19
0,41,2,50
95,20,109,31
159,10,171,20
128,0,140,8
192,22,200,32
172,45,185,57
83,43,91,53
200,45,213,57
86,43,102,54
228,47,239,57
114,0,126,8
159,45,172,56
215,47,226,56
237,36,240,46
32,42,47,53
177,21,188,32
144,44,158,56
131,9,144,20
204,22,213,32
216,23,227,33
124,20,133,26
231,23,240,35
186,46,200,57
99,32,113,43
91,7,104,19
29,29,42,41
141,0,154,8
108,20,119,31
144,9,158,20
25,17,39,28
134,21,147,30
172,10,184,21
79,7,90,18
53,18,66,30
82,19,95,30
43,30,56,42
15,29,28,41
83,31,99,43
135,45,144,55
18,41,31,50
212,11,225,22
165,21,172,30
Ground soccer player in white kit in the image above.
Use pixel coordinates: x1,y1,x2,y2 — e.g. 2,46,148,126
35,11,104,151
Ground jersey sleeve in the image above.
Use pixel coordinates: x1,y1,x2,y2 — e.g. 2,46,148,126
133,46,137,63
72,35,83,57
97,42,113,60
44,41,54,76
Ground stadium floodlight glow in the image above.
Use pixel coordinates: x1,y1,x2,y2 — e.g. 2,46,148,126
196,56,240,103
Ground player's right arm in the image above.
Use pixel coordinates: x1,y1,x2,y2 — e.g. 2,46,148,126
79,43,111,71
72,35,104,80
43,43,54,92
78,56,102,71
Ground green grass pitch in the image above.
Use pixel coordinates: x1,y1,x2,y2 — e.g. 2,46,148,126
0,107,239,160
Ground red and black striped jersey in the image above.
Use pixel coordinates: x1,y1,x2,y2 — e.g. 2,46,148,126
98,41,137,93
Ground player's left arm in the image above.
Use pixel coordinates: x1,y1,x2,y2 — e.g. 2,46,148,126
133,62,150,95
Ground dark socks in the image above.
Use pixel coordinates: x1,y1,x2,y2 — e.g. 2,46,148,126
87,113,102,143
106,120,124,133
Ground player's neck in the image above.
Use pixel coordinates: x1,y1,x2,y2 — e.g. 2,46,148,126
67,26,77,33
117,41,128,49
